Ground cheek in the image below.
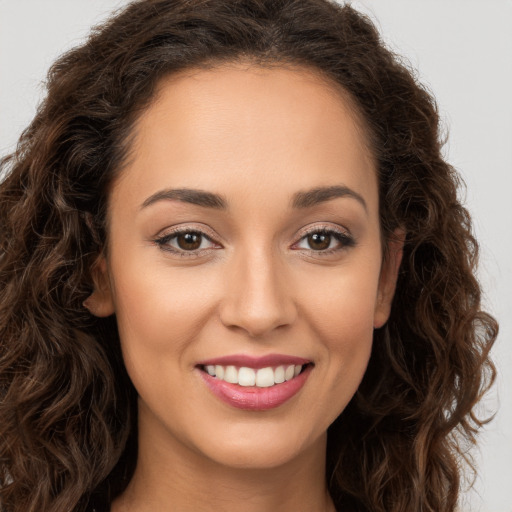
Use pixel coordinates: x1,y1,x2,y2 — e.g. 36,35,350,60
316,290,375,381
110,262,217,383
298,259,380,398
300,256,380,341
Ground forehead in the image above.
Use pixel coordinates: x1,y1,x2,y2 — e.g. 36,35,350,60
138,62,372,156
112,63,377,216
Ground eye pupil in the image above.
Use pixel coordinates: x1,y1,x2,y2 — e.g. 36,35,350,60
177,232,202,250
308,232,331,250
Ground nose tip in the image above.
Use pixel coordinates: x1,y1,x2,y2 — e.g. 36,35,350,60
221,299,294,338
218,253,297,338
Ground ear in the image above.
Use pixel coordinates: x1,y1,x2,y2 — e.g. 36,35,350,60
373,229,405,329
83,254,115,317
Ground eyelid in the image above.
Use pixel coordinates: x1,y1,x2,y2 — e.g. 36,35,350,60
296,222,350,237
151,222,355,258
291,223,355,253
152,224,223,256
156,223,219,240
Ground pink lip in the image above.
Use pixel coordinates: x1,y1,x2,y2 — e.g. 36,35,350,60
197,362,313,411
196,353,310,369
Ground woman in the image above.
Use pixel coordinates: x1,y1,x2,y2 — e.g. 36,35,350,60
0,0,497,511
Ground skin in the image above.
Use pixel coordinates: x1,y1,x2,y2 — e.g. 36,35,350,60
86,63,403,512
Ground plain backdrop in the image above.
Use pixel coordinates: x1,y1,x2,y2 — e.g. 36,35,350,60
1,1,511,510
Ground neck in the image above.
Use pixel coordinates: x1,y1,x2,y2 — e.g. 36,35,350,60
112,408,335,512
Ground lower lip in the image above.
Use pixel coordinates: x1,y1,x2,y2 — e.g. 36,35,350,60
198,365,312,411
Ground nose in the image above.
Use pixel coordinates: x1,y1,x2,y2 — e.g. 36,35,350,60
218,246,297,338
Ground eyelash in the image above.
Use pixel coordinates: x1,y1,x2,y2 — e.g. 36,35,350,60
153,225,355,258
153,228,219,258
292,226,355,255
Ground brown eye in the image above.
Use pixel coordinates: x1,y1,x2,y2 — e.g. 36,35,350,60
154,228,219,255
176,232,203,250
293,227,355,254
307,232,331,251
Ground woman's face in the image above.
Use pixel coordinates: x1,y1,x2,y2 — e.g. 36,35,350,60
89,64,401,470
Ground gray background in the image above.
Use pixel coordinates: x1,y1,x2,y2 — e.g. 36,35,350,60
1,1,510,510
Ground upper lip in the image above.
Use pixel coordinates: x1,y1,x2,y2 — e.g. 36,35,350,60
196,354,311,369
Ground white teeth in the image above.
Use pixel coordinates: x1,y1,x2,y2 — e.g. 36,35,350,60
238,367,256,387
224,365,238,384
204,363,305,387
274,365,285,384
255,367,274,387
215,365,224,380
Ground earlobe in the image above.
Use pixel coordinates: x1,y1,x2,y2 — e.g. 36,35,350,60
374,229,405,329
83,255,115,318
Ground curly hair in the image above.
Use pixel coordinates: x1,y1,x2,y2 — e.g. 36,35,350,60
0,1,497,511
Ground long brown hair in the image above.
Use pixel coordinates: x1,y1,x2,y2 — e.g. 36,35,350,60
0,1,497,511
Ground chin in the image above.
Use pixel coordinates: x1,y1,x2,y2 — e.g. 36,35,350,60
191,422,325,471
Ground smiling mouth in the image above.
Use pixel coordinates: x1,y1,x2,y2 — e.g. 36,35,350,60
198,363,311,388
197,356,313,410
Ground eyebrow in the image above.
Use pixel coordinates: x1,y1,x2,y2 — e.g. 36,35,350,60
141,188,227,210
140,184,367,212
291,185,367,212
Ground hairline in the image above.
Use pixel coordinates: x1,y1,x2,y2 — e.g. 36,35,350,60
101,56,381,255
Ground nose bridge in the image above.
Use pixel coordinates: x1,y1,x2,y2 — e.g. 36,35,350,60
219,242,296,337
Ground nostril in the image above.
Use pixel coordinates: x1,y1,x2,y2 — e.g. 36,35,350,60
218,266,297,337
218,304,297,338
